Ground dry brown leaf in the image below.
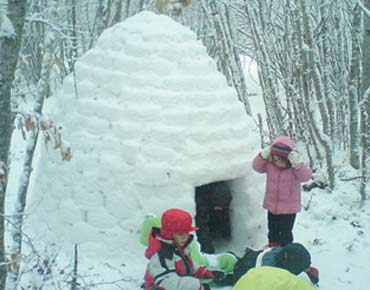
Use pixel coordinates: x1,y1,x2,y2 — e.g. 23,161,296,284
8,252,22,273
61,146,72,161
25,116,36,132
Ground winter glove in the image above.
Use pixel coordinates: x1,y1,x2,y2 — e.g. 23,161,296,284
195,267,215,280
288,151,301,167
211,270,226,283
260,146,271,160
212,270,234,286
306,266,319,285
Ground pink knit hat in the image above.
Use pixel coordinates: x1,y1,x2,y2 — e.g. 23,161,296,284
271,136,295,158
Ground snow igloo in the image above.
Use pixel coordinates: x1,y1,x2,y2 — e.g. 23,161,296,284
26,11,257,264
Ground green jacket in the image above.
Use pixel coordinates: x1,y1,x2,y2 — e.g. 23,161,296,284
233,266,315,290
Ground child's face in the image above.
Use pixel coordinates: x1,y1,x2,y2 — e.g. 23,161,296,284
173,233,190,247
272,154,289,168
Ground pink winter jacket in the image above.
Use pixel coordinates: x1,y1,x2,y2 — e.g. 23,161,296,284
252,136,312,214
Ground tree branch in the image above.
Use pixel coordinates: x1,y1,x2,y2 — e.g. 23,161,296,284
359,0,370,18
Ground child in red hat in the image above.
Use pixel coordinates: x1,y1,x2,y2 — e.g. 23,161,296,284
144,208,223,290
252,136,312,247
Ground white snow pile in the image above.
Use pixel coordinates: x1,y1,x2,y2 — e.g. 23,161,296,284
24,10,256,274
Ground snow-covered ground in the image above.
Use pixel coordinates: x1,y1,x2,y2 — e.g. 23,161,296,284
5,11,370,290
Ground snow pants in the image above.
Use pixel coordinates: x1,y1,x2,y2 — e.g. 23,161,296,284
267,212,296,246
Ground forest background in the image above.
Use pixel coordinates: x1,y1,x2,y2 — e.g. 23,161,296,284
0,0,370,289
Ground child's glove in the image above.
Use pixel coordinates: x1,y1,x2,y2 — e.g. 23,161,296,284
195,267,215,279
306,266,319,285
288,151,301,167
211,270,226,283
260,146,271,159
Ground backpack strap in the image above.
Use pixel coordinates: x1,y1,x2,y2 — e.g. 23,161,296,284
232,248,262,284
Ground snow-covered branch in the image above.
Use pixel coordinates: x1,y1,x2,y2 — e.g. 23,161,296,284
0,14,15,38
0,1,15,38
359,0,370,18
25,17,68,38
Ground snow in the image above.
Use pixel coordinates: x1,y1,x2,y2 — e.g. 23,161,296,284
5,10,370,290
0,12,15,38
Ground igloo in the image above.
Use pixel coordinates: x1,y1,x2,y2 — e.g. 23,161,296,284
25,11,257,264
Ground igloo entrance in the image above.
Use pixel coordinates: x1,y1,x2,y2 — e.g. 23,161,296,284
195,181,232,254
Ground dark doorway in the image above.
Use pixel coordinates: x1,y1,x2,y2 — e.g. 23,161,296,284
195,181,232,254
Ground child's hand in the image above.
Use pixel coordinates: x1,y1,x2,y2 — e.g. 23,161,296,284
211,270,226,283
306,266,319,285
288,151,301,167
260,146,271,159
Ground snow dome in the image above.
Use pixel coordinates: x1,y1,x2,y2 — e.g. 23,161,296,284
26,11,256,263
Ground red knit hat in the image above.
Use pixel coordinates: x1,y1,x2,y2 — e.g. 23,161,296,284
160,208,198,240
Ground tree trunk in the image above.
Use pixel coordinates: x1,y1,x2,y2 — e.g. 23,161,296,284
67,0,78,72
125,0,131,19
112,0,124,24
6,26,55,290
0,1,28,288
360,0,370,200
348,4,362,170
319,0,336,141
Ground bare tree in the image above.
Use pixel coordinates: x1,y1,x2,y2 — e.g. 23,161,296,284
224,0,368,191
243,0,286,136
205,0,251,115
6,2,59,287
182,0,252,116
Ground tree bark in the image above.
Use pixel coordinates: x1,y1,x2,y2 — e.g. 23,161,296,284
348,4,362,170
7,26,55,289
0,1,28,288
360,0,370,200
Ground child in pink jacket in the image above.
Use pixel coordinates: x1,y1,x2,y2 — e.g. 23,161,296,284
252,136,312,247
